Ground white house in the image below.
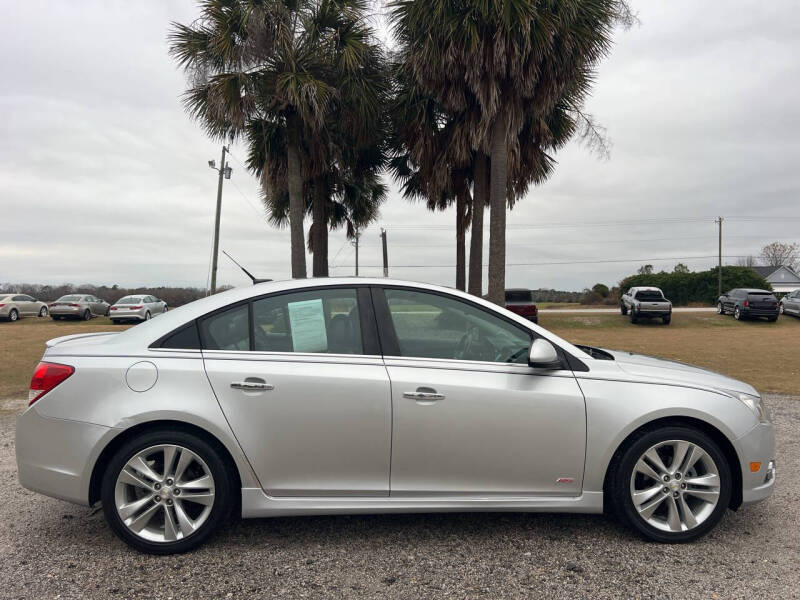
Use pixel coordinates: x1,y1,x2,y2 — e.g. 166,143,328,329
750,265,800,294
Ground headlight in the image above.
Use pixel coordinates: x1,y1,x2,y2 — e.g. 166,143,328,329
724,390,770,423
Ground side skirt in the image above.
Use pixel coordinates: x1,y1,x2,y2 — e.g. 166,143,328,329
240,488,604,518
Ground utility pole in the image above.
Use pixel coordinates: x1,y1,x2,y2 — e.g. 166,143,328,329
208,146,232,294
716,216,723,298
351,228,361,276
380,228,389,277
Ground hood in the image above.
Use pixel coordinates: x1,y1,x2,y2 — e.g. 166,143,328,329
600,348,758,396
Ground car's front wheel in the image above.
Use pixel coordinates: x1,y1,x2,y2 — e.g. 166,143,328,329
610,426,731,543
39,307,48,317
620,303,628,315
717,302,724,315
83,309,92,321
101,429,232,554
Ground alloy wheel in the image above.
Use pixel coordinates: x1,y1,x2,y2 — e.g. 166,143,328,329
9,309,18,321
114,444,215,543
629,439,720,533
39,307,48,317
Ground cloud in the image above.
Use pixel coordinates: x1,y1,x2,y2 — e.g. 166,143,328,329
1,0,798,292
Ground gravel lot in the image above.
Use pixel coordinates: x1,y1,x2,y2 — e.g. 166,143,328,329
1,395,797,600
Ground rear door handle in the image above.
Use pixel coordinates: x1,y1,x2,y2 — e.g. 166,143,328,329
403,391,445,401
231,381,274,391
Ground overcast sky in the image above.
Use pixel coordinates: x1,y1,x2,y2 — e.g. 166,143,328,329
1,1,799,292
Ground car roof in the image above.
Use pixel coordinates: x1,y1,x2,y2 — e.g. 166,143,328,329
631,286,662,292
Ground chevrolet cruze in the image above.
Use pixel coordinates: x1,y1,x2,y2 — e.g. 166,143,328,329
16,278,775,554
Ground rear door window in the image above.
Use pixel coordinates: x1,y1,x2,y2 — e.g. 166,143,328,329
199,304,250,351
252,289,363,355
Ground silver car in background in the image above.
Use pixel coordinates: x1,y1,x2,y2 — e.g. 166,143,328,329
0,293,49,321
16,278,774,554
49,294,110,321
109,295,168,324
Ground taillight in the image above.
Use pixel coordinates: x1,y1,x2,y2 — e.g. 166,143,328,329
0,303,4,308
743,300,749,307
68,303,80,307
28,362,75,406
110,307,117,310
129,305,143,309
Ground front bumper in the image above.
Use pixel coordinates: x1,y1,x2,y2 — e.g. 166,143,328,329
16,407,114,506
734,421,776,505
109,309,145,320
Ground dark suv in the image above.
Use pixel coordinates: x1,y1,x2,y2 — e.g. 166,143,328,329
504,289,538,323
717,288,779,321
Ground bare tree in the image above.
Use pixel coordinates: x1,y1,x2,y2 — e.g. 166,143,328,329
760,242,799,270
736,255,758,267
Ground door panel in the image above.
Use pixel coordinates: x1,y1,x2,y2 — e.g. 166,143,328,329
387,360,586,496
205,355,391,496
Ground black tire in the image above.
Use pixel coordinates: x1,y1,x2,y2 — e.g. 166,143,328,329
609,425,732,543
662,315,671,325
111,320,120,325
83,309,92,321
100,429,232,554
39,307,48,317
8,309,18,322
734,306,742,320
621,303,628,316
630,309,637,324
767,316,777,322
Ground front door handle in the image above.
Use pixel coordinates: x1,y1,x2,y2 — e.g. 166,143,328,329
231,381,274,391
403,390,445,401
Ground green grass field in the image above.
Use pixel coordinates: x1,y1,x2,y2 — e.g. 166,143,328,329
1,311,798,407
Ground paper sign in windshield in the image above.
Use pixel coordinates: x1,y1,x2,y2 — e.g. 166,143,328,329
288,299,328,352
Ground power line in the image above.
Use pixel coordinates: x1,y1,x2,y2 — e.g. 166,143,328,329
346,255,755,269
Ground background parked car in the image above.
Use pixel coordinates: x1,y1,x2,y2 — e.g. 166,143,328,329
779,290,800,317
0,294,48,321
50,294,110,320
620,286,672,324
109,295,167,323
717,289,779,321
504,289,538,323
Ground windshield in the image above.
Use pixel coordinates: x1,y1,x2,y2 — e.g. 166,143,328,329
57,295,83,302
635,291,664,301
116,296,144,304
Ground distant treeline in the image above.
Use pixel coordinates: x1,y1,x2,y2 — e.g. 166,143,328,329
0,283,228,308
529,288,585,303
618,266,770,306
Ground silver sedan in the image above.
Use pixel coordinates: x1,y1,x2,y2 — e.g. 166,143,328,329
16,278,775,554
49,294,110,320
109,295,168,324
0,294,49,321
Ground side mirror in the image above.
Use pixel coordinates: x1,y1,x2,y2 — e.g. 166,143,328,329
528,338,562,369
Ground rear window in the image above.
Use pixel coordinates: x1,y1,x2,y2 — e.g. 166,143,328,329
57,295,82,302
635,291,664,301
505,290,533,303
117,296,143,304
748,292,772,296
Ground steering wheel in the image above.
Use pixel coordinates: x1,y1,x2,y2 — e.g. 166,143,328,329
454,326,497,361
454,329,474,360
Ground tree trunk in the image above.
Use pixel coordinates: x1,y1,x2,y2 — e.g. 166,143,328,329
469,154,488,297
312,177,328,277
487,117,508,305
286,114,307,279
455,181,468,291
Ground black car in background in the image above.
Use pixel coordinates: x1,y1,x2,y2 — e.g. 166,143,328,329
717,288,779,321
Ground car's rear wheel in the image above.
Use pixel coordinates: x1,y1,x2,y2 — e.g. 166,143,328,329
111,319,120,325
610,426,731,543
779,304,785,315
8,309,18,322
662,315,671,325
39,307,48,317
621,303,628,315
734,306,742,320
83,309,91,321
144,311,151,321
101,430,231,554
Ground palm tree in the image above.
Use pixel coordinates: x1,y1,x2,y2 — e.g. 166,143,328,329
390,0,631,303
170,0,387,279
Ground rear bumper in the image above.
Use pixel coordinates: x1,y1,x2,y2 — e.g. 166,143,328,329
49,306,83,316
734,421,776,505
16,407,115,506
634,310,671,318
109,310,145,321
741,308,779,317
